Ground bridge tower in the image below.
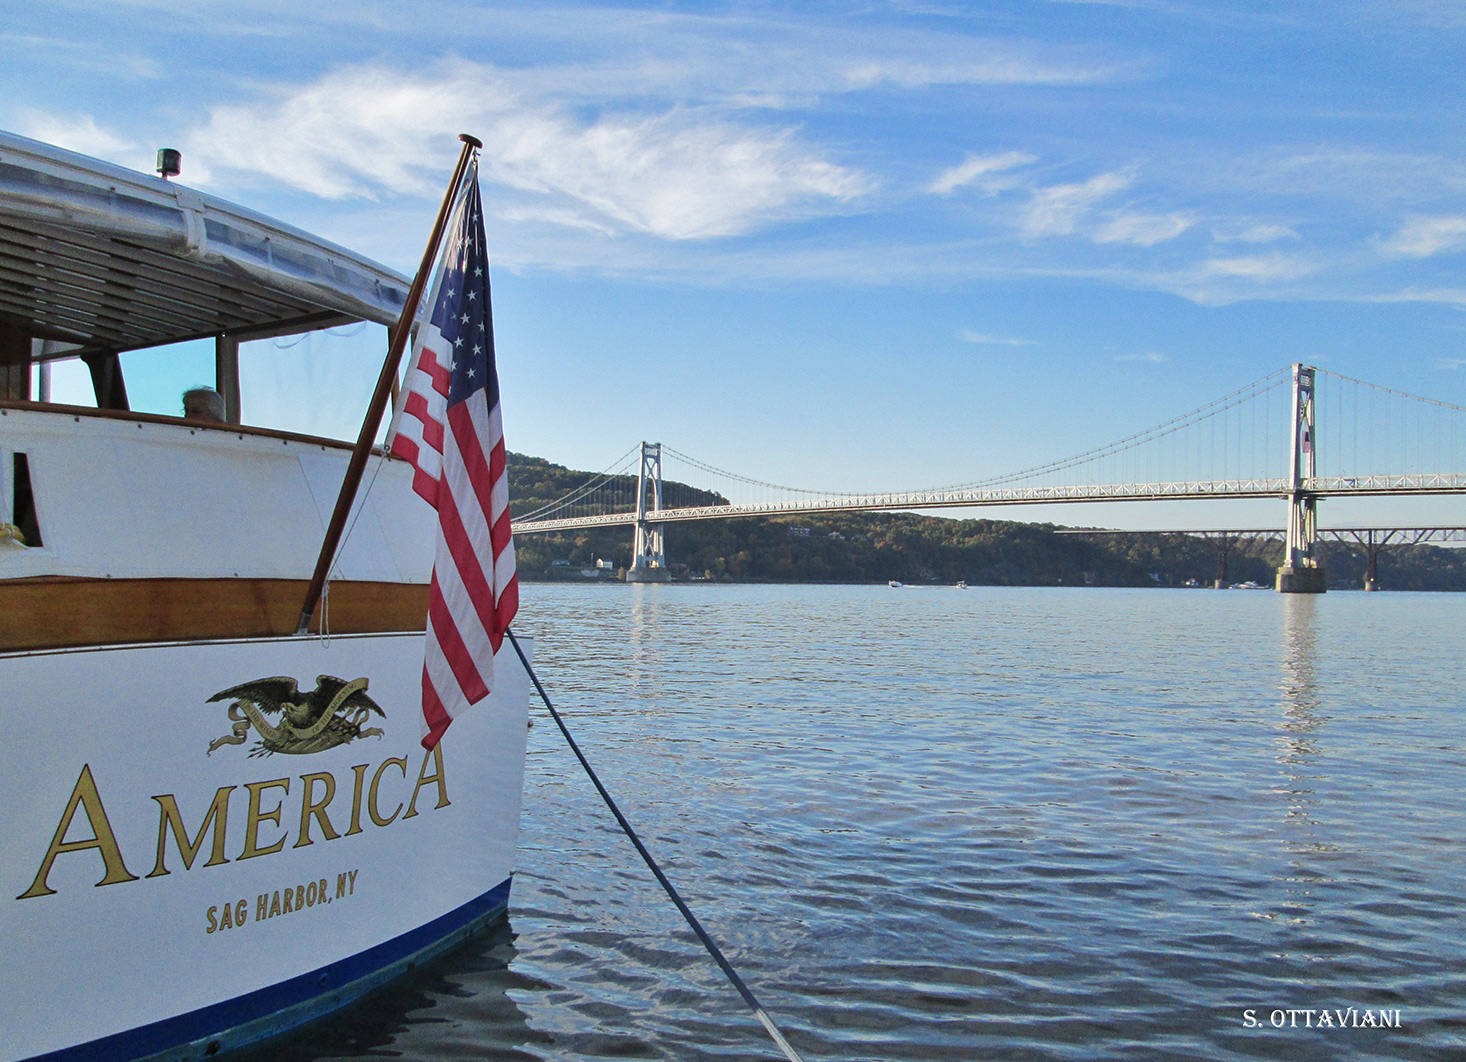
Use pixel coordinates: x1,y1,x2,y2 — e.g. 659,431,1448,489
626,441,671,583
1276,363,1328,593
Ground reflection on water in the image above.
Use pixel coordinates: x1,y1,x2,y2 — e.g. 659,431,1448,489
1277,594,1326,850
626,583,657,683
275,586,1465,1062
251,919,550,1062
1279,593,1322,729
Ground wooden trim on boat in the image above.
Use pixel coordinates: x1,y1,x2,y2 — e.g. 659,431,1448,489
0,398,399,454
0,577,428,652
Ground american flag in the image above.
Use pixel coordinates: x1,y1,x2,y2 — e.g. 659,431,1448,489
389,170,518,750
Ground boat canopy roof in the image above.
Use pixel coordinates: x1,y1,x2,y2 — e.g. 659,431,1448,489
0,130,411,357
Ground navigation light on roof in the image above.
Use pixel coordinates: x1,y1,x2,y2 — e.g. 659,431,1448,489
156,147,181,180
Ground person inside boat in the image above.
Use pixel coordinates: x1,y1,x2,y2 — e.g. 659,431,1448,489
182,386,226,423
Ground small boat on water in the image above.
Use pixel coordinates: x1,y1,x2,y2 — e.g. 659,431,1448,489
955,580,966,589
0,132,530,1061
888,580,902,587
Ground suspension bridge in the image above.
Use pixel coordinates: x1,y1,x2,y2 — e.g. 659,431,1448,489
512,364,1466,592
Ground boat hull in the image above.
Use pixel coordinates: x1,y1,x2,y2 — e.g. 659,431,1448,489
1,631,530,1062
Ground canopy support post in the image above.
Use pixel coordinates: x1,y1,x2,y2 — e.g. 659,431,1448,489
0,317,29,401
82,351,128,410
215,333,241,424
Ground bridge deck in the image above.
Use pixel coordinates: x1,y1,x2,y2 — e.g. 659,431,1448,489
513,474,1466,534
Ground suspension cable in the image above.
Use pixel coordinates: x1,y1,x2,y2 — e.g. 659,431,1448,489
663,447,836,498
1315,368,1466,413
515,444,641,521
935,368,1292,491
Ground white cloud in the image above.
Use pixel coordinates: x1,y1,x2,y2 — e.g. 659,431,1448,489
188,61,871,240
190,67,478,199
1200,254,1311,281
929,151,1036,195
1016,173,1191,248
1438,357,1466,371
1019,171,1131,238
1210,147,1466,207
1377,216,1466,258
1114,351,1167,363
1211,222,1297,244
1359,288,1466,308
959,330,1034,346
839,48,1124,90
13,109,134,160
1093,212,1192,246
496,206,618,238
491,109,868,240
481,14,1134,99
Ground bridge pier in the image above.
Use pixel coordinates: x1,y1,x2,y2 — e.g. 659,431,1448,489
1277,364,1327,594
1276,564,1328,593
626,441,671,583
1338,528,1401,591
1207,531,1235,589
1361,530,1386,591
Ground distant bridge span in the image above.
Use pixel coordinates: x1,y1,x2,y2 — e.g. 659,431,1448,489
513,473,1466,535
510,365,1466,592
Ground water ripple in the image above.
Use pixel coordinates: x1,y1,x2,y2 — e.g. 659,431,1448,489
271,586,1465,1061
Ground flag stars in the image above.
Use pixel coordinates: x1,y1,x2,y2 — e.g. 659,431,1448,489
401,183,517,749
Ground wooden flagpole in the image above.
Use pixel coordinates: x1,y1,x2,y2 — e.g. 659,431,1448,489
296,133,482,635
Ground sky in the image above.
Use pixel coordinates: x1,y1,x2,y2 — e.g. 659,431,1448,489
6,0,1466,530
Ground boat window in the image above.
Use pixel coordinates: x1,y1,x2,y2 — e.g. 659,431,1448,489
238,323,391,442
32,358,96,407
116,339,216,417
11,453,42,547
22,324,392,443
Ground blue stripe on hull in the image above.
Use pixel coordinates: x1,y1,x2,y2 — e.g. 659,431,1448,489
26,878,513,1062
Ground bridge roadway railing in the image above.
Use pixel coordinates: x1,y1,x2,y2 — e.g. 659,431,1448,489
1058,527,1466,542
512,472,1466,535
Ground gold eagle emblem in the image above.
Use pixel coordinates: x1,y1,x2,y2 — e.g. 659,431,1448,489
206,675,385,757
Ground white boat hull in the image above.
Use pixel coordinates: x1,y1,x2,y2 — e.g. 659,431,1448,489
1,631,530,1062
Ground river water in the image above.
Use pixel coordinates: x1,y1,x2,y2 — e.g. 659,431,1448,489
270,584,1465,1061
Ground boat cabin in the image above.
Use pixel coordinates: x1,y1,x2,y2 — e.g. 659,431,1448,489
0,130,435,651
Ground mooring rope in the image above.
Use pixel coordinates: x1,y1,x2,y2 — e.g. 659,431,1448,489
505,629,807,1062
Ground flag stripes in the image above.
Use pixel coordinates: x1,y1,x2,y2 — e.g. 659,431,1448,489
388,168,517,749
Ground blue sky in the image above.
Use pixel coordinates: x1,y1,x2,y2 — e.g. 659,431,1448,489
6,0,1466,529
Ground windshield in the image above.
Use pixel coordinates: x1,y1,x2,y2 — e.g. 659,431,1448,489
33,322,392,442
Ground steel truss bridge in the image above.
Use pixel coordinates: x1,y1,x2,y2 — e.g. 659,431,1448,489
1058,526,1466,591
511,364,1466,592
